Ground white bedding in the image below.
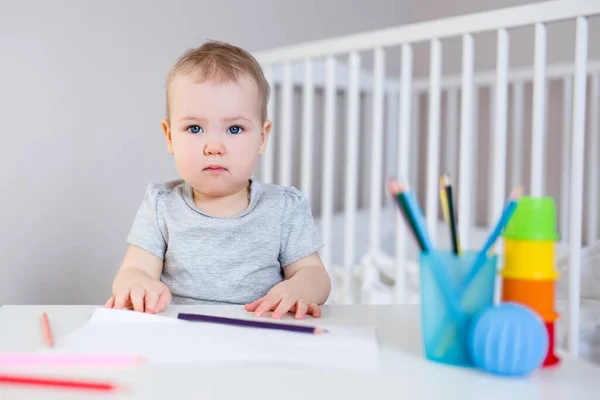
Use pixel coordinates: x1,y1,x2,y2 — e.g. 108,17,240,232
315,206,600,365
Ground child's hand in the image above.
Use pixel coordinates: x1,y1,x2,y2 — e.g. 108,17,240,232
244,281,321,320
105,281,171,314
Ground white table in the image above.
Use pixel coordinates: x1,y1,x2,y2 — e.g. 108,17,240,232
0,305,599,399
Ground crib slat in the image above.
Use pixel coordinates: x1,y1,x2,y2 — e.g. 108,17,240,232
411,93,421,195
385,90,400,207
396,43,413,304
488,84,496,226
426,39,442,241
530,23,547,196
369,47,385,253
471,86,479,230
561,76,573,242
511,81,525,191
321,56,336,273
344,51,361,304
587,73,599,244
279,63,293,187
262,65,275,184
568,16,588,358
491,29,509,258
458,34,474,247
301,59,315,205
445,88,458,180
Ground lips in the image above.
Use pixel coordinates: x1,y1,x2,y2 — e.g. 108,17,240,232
203,164,227,171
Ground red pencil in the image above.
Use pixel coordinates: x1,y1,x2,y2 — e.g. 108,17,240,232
0,373,118,392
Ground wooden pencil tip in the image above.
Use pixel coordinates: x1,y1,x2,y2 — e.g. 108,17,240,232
511,186,523,199
398,182,410,192
444,173,452,185
388,177,406,196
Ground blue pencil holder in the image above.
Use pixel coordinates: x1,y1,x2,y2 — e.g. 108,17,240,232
420,250,497,367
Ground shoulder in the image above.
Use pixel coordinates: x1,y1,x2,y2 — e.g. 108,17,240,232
253,181,314,225
254,181,310,210
140,179,187,206
145,179,186,195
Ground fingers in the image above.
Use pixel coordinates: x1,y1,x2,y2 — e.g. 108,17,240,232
293,300,308,320
272,296,298,320
144,290,159,313
154,290,171,314
104,296,115,308
244,296,265,312
253,294,281,317
249,292,321,320
308,302,321,318
130,285,146,312
113,289,132,309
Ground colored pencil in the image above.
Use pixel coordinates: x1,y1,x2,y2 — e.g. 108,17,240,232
0,353,143,366
399,195,427,250
459,186,522,292
442,174,461,255
0,374,118,392
388,179,426,250
387,179,434,252
177,313,327,334
439,177,450,224
40,313,54,348
430,187,522,353
387,178,463,324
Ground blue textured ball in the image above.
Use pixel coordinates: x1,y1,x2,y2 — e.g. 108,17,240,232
468,302,549,376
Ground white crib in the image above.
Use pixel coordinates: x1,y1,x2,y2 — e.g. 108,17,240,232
252,0,600,360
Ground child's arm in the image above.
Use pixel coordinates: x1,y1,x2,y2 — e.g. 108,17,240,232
105,245,171,314
279,253,331,305
245,252,331,320
246,186,329,319
107,183,169,313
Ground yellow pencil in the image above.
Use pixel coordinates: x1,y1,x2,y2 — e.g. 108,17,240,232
439,176,450,224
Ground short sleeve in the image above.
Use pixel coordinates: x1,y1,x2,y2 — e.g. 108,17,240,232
279,187,324,267
126,184,167,260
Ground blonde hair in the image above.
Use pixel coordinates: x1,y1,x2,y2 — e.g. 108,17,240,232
165,40,270,122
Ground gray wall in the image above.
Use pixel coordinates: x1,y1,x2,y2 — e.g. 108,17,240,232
0,0,593,305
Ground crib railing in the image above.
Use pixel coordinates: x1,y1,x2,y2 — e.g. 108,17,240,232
252,0,600,357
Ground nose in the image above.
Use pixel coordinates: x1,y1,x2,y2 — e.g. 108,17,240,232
204,139,225,156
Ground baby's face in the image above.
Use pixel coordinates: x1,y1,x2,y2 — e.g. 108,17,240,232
163,73,270,198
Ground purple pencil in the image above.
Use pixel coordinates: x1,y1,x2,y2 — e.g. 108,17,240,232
177,313,327,335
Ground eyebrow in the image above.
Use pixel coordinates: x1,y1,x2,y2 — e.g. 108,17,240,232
178,116,253,124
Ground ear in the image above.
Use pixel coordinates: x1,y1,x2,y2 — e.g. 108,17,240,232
162,119,174,155
258,120,272,156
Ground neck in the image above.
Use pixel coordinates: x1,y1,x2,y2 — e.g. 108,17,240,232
192,181,251,217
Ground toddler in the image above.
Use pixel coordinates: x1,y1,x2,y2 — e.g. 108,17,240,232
105,40,331,320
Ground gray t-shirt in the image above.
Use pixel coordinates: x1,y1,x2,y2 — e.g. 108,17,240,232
126,179,324,305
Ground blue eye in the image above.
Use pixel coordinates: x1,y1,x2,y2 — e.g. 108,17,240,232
228,125,243,134
187,125,202,134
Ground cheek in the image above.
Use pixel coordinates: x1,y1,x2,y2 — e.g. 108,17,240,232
172,136,202,163
228,137,260,162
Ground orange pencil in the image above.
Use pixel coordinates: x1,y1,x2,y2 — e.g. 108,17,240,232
40,313,54,348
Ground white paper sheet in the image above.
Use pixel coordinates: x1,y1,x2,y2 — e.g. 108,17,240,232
87,308,185,324
51,308,379,371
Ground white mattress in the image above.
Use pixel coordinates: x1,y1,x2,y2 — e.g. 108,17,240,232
315,206,600,365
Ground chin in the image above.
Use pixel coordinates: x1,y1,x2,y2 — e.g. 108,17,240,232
188,178,248,197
